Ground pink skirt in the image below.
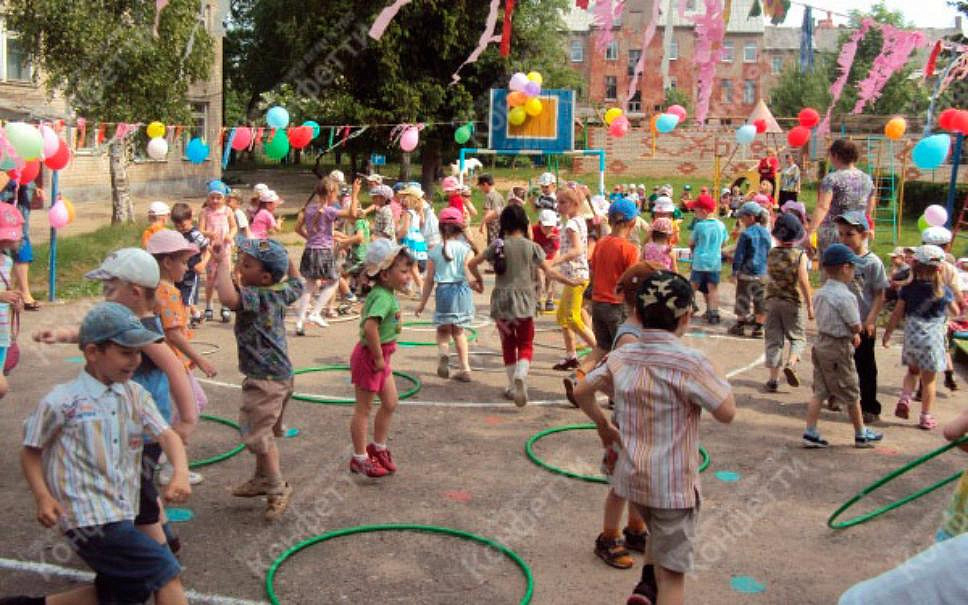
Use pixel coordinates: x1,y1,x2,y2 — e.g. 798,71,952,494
350,341,397,393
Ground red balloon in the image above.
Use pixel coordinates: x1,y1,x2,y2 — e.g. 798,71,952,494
9,159,41,184
787,126,811,148
753,119,767,134
953,110,968,134
938,108,958,131
231,127,252,151
44,138,70,171
287,126,314,149
798,108,820,128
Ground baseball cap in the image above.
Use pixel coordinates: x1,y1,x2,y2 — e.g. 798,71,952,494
651,217,674,234
364,238,409,277
921,226,952,246
537,172,556,187
392,182,407,192
0,202,24,241
687,194,716,213
609,198,638,222
148,201,171,216
834,210,869,231
635,271,694,320
915,244,945,266
771,212,805,243
441,176,461,192
737,201,765,218
370,184,395,199
79,302,163,348
721,187,731,195
238,238,289,282
398,185,424,199
888,246,906,258
822,243,861,267
652,196,675,213
147,229,199,256
364,173,384,183
538,209,558,227
328,170,346,184
438,207,464,225
85,248,160,288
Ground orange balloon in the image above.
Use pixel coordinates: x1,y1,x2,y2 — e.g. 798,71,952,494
508,91,527,107
884,117,907,141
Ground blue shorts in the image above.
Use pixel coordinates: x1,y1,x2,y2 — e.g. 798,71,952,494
14,205,31,263
690,270,720,294
66,520,181,604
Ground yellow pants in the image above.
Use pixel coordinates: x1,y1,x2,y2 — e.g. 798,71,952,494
556,281,589,331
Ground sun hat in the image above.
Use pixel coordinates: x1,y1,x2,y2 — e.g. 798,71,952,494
888,246,907,258
0,202,24,241
780,200,807,225
537,172,556,187
79,302,163,348
392,182,407,192
441,176,461,192
253,183,269,195
721,187,731,195
328,170,346,184
364,173,384,184
822,243,861,267
921,226,952,246
536,209,558,227
146,229,199,256
148,201,171,216
438,207,464,226
772,212,805,243
398,185,424,199
370,184,395,199
834,210,869,232
687,194,716,213
651,217,674,234
259,190,282,204
207,180,229,196
85,248,160,288
752,193,773,208
914,244,945,266
737,201,765,218
652,196,675,213
364,238,409,277
609,198,638,222
238,238,289,282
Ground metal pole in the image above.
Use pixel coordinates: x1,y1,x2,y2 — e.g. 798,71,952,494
946,133,963,229
48,170,58,302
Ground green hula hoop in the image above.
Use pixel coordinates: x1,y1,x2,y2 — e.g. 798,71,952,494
827,436,968,530
525,423,709,484
291,365,421,405
189,414,245,469
265,523,534,605
398,321,478,347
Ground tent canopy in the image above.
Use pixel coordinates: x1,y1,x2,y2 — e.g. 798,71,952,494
748,100,783,134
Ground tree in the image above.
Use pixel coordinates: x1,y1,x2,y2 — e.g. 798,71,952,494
769,57,833,117
664,87,691,111
4,0,214,223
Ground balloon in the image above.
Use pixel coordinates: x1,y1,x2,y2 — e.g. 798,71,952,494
48,202,69,230
62,197,75,224
884,117,906,141
399,126,420,152
508,106,527,126
146,137,168,160
918,215,930,231
655,113,679,133
953,110,968,134
509,72,529,91
5,122,44,160
526,71,543,85
263,129,290,159
0,153,14,171
146,121,166,139
13,159,40,184
231,127,252,151
787,125,811,148
809,231,817,249
609,115,630,137
735,124,757,145
524,81,541,97
44,138,70,170
40,125,59,158
508,91,527,107
287,125,314,149
912,134,951,170
524,97,543,117
753,118,767,134
924,204,948,227
266,106,290,129
666,104,687,122
454,123,473,144
302,120,321,139
798,107,820,128
186,137,209,163
938,108,958,131
604,107,623,126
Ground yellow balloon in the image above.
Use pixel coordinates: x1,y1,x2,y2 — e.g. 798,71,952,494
604,107,623,126
526,71,543,85
884,117,906,141
146,121,165,139
525,97,543,117
508,106,527,126
809,231,818,249
62,197,75,223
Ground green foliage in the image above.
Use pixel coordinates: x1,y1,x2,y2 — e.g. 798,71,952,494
769,58,833,117
663,87,691,111
901,181,967,219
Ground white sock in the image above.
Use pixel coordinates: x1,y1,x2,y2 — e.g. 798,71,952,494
515,359,530,379
372,442,387,451
353,453,368,462
296,289,314,323
311,282,339,316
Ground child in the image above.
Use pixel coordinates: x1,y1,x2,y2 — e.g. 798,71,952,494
416,207,483,382
573,270,736,605
803,243,883,448
397,185,429,294
468,205,576,406
764,213,814,392
922,225,965,391
478,173,505,247
347,239,413,477
651,196,680,245
883,245,957,430
718,188,731,217
250,189,283,239
641,218,677,271
227,191,252,240
199,183,238,322
679,184,693,209
336,200,371,298
0,204,24,398
532,209,561,312
12,302,191,605
369,184,396,240
730,184,745,214
550,189,597,370
459,184,479,223
729,202,771,338
531,172,558,213
142,201,170,248
441,176,464,212
687,194,728,324
836,211,888,421
213,238,304,518
171,202,211,326
248,183,268,222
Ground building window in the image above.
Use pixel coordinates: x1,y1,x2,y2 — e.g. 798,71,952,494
744,42,757,63
686,0,697,9
190,102,209,141
604,76,617,100
4,35,32,82
668,77,677,90
721,79,733,104
628,91,641,113
627,49,642,76
570,40,584,63
606,40,618,61
669,37,678,60
743,80,756,104
721,40,734,62
771,55,783,74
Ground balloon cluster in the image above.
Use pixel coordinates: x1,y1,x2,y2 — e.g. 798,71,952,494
937,108,968,134
3,122,72,182
650,105,686,136
48,194,76,230
507,71,544,127
787,108,819,149
917,204,948,231
735,117,767,145
605,107,629,137
145,121,168,160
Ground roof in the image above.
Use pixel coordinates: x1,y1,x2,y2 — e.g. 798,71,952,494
562,0,764,35
763,27,803,50
748,99,783,134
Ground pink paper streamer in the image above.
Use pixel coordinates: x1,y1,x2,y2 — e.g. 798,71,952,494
369,0,413,40
593,0,625,54
677,0,690,17
153,0,168,35
451,0,502,85
625,0,661,105
692,0,725,126
818,18,872,136
939,50,968,95
851,25,926,114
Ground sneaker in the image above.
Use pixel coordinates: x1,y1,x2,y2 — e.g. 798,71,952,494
437,354,450,379
918,413,938,430
220,307,231,323
765,380,779,393
189,314,202,329
366,443,397,473
232,476,272,497
160,465,204,486
859,427,884,442
349,455,389,478
802,432,829,448
783,365,800,387
552,357,580,371
750,324,764,338
855,429,882,448
594,533,634,569
945,371,959,391
345,293,358,303
307,313,329,328
544,300,555,312
453,370,472,383
265,482,293,521
728,323,745,336
563,375,579,408
295,321,305,336
622,527,648,553
513,376,528,407
204,307,213,322
707,312,721,325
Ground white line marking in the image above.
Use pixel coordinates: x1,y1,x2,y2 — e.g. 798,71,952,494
725,354,765,379
0,557,267,605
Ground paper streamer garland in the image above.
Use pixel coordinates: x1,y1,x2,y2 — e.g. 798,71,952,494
818,18,872,135
500,0,516,57
852,25,926,115
451,0,502,85
369,0,413,40
625,0,661,106
593,0,624,54
692,0,726,127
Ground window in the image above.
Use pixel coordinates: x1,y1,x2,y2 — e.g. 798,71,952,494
4,35,32,82
721,40,734,62
628,91,641,113
743,80,756,104
605,40,618,60
669,37,678,60
771,55,783,74
190,102,209,141
743,42,757,63
686,0,697,9
628,49,641,76
604,76,617,100
570,40,584,63
721,79,733,104
668,77,677,89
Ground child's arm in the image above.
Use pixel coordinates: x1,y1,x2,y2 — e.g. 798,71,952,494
193,246,212,274
464,254,484,293
573,373,621,449
395,211,411,241
142,342,197,441
213,244,241,310
797,253,814,319
21,447,63,528
363,318,385,371
865,289,886,336
32,326,79,344
882,300,905,347
337,179,361,219
415,260,436,316
467,251,485,285
551,225,583,266
227,210,238,241
710,393,737,423
165,327,217,378
156,428,191,504
464,200,478,217
295,211,309,240
539,259,581,287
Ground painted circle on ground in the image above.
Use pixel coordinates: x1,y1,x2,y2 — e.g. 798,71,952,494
714,470,741,482
730,575,766,594
291,365,421,405
165,508,194,523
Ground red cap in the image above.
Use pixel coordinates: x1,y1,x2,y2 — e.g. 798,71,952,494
687,194,716,213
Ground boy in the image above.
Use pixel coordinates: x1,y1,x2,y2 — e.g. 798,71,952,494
802,244,884,448
8,302,191,605
835,211,888,421
142,201,170,248
213,238,304,521
687,193,728,324
532,209,561,312
478,173,505,246
729,202,771,338
171,202,211,326
573,271,736,605
531,172,558,214
368,184,396,240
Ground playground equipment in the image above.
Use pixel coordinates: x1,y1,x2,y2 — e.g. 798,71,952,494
858,134,904,245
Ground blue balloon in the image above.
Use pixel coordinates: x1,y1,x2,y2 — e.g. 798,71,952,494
302,120,321,139
266,106,290,129
735,125,757,145
655,113,679,134
912,134,951,170
186,137,209,164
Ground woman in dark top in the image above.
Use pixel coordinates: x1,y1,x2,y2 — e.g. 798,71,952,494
757,148,780,193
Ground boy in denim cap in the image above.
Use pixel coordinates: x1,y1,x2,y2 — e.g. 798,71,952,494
213,238,304,521
729,202,771,338
5,302,191,605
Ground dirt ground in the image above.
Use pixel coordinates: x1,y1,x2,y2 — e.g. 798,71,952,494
1,273,966,604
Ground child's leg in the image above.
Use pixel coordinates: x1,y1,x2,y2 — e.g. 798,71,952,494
154,577,189,605
626,502,646,532
763,303,783,382
561,326,577,358
256,441,282,484
310,279,339,317
706,282,719,315
45,586,99,605
0,373,8,399
351,388,376,456
373,371,399,446
921,370,937,415
436,325,452,378
516,318,535,369
498,319,519,388
847,401,868,436
805,396,823,431
603,489,627,535
453,326,471,373
655,567,686,605
297,280,321,323
902,366,919,396
854,331,881,417
598,489,635,568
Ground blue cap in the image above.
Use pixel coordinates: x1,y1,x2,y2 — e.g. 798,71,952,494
207,180,230,196
737,201,765,217
392,182,407,192
822,243,861,267
608,198,638,221
79,302,163,347
834,210,869,231
238,238,289,282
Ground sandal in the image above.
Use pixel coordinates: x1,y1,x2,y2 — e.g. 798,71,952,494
231,476,272,498
894,397,911,420
594,533,635,569
23,300,40,311
918,413,937,430
265,482,293,521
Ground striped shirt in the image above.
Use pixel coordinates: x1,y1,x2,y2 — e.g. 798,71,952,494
23,371,169,530
585,329,731,509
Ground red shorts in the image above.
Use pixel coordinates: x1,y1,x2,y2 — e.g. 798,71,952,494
350,341,397,393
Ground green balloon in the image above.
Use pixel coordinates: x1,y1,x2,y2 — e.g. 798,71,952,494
918,215,929,232
5,122,43,160
264,129,290,160
454,124,472,144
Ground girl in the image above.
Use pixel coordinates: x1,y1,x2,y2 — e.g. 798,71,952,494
349,239,414,477
883,245,958,430
0,203,24,398
294,177,360,335
416,208,483,383
550,189,597,371
468,205,577,406
641,217,677,271
250,190,283,239
396,185,429,296
199,184,238,322
651,196,680,245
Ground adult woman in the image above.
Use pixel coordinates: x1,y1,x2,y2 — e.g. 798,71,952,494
0,178,41,309
806,139,875,254
779,153,801,205
757,148,780,192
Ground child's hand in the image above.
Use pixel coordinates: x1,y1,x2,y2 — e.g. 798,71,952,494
373,356,385,371
33,328,58,344
864,322,876,338
852,333,861,348
881,330,892,348
194,261,207,273
35,494,64,528
807,306,815,321
414,304,424,317
0,290,22,309
596,420,621,451
471,279,484,293
162,474,191,504
196,358,217,378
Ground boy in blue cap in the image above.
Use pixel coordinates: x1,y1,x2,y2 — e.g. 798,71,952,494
729,202,771,337
687,193,728,324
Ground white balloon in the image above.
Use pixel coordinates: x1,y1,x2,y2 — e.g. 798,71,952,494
147,136,169,160
40,125,59,158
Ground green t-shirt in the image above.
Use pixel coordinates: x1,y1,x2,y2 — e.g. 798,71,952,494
348,218,370,266
359,284,401,344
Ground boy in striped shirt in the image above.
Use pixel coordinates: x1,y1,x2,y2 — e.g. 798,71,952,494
574,271,736,605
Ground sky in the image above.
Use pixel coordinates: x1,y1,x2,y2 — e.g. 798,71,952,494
784,0,963,29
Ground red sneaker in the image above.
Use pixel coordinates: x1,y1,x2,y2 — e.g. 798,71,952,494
366,443,396,473
349,455,389,478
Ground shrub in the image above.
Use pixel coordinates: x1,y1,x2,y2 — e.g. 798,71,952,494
901,181,968,219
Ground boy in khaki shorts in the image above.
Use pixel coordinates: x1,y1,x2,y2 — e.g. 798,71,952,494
213,238,304,521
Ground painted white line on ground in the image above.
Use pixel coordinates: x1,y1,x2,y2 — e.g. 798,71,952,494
725,354,765,379
0,557,267,605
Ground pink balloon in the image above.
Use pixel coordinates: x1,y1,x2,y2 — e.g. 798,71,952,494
48,201,69,229
509,72,529,92
40,125,59,159
524,81,541,96
924,204,948,227
231,127,252,151
400,126,419,152
609,115,630,137
667,104,687,122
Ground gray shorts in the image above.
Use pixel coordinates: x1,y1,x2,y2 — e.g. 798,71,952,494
811,334,860,405
631,501,700,573
591,301,627,351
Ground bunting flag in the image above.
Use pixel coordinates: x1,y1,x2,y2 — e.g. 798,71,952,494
576,0,590,8
369,0,412,40
851,25,926,114
500,0,515,57
96,124,107,145
692,0,726,127
924,40,943,79
749,0,789,24
817,18,872,135
625,0,662,105
800,6,813,72
452,0,502,84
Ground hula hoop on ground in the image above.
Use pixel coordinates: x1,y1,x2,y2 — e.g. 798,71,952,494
525,423,709,484
291,365,421,405
189,414,245,469
397,321,478,347
265,523,534,605
827,436,968,529
448,350,507,373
